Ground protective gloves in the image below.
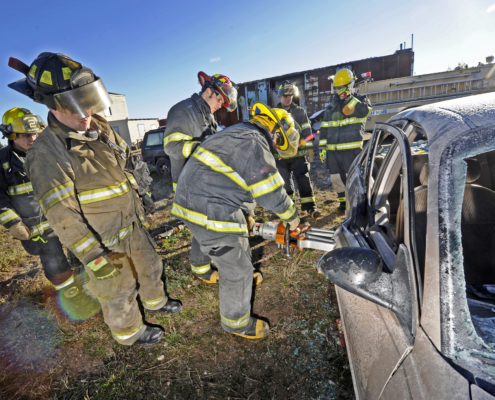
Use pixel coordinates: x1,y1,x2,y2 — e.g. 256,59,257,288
287,216,300,231
8,221,30,240
245,214,255,234
87,254,118,280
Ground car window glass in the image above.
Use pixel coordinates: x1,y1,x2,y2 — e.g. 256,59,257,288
144,132,162,146
462,150,495,347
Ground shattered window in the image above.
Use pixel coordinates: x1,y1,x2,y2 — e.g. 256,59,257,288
462,150,495,346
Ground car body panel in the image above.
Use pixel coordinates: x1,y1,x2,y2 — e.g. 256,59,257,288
321,93,495,399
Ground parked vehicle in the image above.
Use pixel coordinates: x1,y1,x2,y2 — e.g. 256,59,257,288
318,93,495,399
140,127,170,176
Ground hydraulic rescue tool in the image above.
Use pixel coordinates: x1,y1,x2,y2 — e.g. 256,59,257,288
252,221,335,257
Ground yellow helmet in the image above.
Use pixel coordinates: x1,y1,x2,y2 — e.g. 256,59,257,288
333,68,355,87
1,107,44,140
250,103,299,158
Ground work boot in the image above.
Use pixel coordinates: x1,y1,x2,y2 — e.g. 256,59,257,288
308,207,321,219
148,298,182,315
134,326,164,346
232,317,270,340
194,269,219,284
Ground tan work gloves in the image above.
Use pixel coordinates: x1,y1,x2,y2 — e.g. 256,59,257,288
8,221,30,240
288,217,300,231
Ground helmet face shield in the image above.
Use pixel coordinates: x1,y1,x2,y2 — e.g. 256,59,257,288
220,83,238,112
53,78,112,118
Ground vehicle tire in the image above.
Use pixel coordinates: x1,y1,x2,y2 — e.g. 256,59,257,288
156,158,171,176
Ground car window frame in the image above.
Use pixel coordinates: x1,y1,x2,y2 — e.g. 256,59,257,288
365,122,423,307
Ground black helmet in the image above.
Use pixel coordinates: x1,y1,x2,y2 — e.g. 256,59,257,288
277,80,299,97
8,52,111,117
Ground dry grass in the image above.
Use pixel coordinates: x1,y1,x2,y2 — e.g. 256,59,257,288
0,165,353,400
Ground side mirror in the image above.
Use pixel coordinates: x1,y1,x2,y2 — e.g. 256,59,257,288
318,245,416,341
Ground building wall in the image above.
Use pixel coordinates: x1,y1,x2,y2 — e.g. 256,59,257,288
108,120,131,144
127,119,159,144
103,94,129,121
229,49,414,126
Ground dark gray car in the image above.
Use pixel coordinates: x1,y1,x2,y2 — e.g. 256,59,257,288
141,127,171,176
319,93,495,399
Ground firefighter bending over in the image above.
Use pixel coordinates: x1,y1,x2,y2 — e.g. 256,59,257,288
171,103,301,339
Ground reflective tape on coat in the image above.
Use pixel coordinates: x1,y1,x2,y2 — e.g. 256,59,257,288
221,311,250,329
7,182,33,196
39,181,75,212
0,209,20,225
163,132,193,148
77,178,132,205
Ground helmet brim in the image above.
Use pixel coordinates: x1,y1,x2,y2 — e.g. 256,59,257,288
8,79,35,100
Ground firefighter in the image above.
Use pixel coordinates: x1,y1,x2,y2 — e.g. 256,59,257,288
8,52,181,346
0,107,99,320
320,68,371,210
171,102,302,339
276,81,319,218
163,71,237,284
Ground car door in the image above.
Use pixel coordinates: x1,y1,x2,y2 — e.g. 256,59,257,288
334,122,421,399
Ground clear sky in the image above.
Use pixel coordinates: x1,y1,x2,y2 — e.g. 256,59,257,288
0,0,494,123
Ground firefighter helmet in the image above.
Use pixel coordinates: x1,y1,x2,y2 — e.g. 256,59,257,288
198,71,238,112
0,107,45,140
277,80,299,97
333,68,355,87
8,52,112,118
250,103,299,158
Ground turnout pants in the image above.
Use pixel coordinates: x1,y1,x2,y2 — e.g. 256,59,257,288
185,223,253,333
276,156,316,211
85,222,168,345
21,231,73,287
190,236,213,277
325,149,361,204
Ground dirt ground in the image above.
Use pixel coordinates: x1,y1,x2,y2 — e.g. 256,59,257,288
0,158,354,400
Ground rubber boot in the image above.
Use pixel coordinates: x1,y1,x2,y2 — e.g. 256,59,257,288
232,317,270,340
134,326,164,346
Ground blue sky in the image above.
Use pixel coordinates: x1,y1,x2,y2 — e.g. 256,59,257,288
0,0,494,123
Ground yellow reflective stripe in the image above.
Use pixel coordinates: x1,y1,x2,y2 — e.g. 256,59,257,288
40,181,75,212
78,179,131,204
163,132,193,147
277,201,296,220
112,323,144,342
30,221,51,238
142,295,166,308
182,141,196,158
2,161,9,170
321,115,369,128
248,172,284,198
171,203,247,233
172,182,177,192
347,97,360,109
0,209,20,225
62,67,72,80
138,214,145,223
102,223,134,248
171,203,208,226
7,182,33,195
327,141,363,151
69,232,99,258
40,70,52,85
127,175,138,188
54,273,75,290
221,311,250,329
301,122,311,130
300,196,315,204
117,138,129,152
304,142,313,148
338,197,346,202
192,148,248,190
207,219,247,233
191,263,211,274
319,139,327,146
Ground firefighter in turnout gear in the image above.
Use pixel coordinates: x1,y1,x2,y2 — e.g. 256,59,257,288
0,107,100,320
276,81,319,218
320,68,371,210
172,102,302,339
163,71,238,284
8,52,181,346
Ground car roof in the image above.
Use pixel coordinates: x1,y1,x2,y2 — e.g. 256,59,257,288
389,92,495,155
